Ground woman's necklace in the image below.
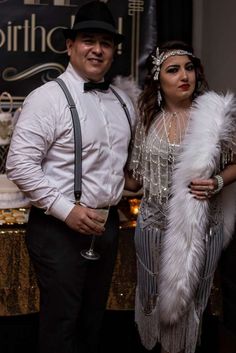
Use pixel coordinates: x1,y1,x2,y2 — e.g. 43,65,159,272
162,109,190,143
161,109,190,164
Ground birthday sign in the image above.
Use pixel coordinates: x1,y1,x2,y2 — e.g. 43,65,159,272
0,0,157,104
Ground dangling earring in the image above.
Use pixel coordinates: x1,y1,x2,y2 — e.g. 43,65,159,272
157,89,162,106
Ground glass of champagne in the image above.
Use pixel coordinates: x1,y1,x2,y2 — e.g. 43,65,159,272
80,207,110,260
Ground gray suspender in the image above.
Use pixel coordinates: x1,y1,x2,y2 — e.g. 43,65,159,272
110,86,133,141
55,77,132,203
55,78,82,201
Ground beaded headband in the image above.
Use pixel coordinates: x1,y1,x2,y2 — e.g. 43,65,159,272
151,47,194,80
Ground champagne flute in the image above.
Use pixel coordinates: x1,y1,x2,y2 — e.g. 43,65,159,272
80,206,110,260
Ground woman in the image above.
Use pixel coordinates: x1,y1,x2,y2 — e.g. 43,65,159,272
125,40,236,353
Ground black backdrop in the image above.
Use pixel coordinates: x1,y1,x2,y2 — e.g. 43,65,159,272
0,0,158,101
0,0,193,104
157,0,192,44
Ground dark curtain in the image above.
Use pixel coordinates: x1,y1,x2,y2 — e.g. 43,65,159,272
221,233,236,334
157,0,193,44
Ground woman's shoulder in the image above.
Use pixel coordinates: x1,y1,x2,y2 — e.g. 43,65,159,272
194,90,235,107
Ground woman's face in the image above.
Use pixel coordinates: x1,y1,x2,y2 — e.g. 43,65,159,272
159,54,196,105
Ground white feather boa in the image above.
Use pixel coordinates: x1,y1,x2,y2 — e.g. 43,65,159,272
159,91,236,325
112,75,141,110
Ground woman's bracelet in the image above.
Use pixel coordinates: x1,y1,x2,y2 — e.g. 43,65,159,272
212,175,224,194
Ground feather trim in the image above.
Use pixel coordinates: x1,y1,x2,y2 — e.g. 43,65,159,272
159,91,236,325
112,75,141,110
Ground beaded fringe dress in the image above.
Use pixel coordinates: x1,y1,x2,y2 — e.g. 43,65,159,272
129,101,236,353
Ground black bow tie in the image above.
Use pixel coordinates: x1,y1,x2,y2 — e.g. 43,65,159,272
84,81,110,92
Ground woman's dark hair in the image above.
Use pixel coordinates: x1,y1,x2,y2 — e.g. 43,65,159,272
138,40,208,133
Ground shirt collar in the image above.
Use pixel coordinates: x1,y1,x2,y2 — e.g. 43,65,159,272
66,63,106,93
66,63,86,92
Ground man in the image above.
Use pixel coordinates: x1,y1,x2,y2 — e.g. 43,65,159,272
6,2,136,353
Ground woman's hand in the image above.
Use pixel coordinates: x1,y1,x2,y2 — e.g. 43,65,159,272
189,178,218,200
190,163,236,200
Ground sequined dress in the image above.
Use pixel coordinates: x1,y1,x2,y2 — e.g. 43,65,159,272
129,112,234,353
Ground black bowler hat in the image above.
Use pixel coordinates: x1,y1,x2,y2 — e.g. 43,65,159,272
63,1,124,44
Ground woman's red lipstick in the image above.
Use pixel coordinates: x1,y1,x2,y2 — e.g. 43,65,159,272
179,84,190,91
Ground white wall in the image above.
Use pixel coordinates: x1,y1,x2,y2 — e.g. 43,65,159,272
193,0,236,93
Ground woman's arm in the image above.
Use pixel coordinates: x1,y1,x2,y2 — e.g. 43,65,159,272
124,169,142,192
219,155,236,185
190,156,236,200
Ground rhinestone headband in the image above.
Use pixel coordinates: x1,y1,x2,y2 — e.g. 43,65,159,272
151,47,194,80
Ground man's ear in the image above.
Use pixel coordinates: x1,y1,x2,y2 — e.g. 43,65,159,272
113,46,118,60
66,38,73,56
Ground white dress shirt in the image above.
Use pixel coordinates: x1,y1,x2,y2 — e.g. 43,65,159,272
6,64,136,221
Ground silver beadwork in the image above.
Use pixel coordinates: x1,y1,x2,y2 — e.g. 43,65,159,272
129,110,190,205
212,175,224,194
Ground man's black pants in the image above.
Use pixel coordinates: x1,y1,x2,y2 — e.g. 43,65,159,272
26,206,119,353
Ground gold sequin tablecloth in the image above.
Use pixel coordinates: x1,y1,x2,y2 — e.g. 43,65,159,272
0,226,40,316
0,212,137,315
107,226,136,310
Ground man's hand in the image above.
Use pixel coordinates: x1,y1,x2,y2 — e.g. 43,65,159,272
65,204,106,235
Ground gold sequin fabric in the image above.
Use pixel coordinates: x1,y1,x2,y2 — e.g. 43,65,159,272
0,227,39,316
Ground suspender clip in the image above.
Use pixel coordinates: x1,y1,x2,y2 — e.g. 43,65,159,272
74,191,81,202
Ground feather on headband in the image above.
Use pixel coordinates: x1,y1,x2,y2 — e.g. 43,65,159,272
151,47,194,80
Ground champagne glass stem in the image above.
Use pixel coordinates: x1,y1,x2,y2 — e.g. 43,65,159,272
80,235,100,260
89,235,96,251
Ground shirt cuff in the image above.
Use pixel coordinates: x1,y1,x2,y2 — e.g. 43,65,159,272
46,194,75,222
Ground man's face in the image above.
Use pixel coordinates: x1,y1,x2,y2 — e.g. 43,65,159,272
66,32,116,82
